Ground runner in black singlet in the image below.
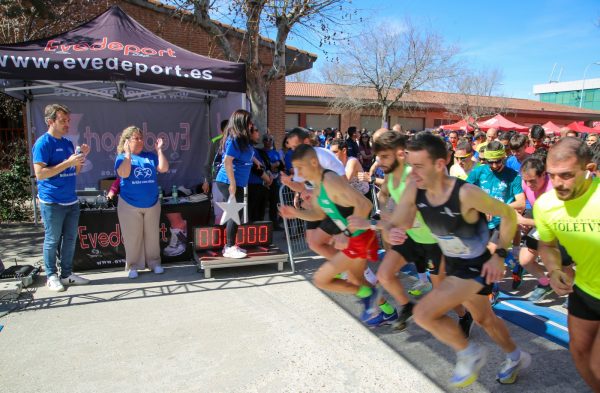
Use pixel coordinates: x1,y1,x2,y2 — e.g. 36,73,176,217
383,132,531,388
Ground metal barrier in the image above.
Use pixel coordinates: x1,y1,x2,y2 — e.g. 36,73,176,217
370,183,381,216
279,185,310,272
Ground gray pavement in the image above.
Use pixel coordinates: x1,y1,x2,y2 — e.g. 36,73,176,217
0,224,591,393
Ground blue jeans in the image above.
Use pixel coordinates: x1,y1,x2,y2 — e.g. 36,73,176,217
39,202,80,278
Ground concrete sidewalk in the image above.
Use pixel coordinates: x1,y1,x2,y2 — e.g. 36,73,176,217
0,224,591,393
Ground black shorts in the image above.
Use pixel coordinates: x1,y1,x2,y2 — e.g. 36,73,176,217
392,236,443,275
305,217,342,235
569,285,600,321
445,250,494,296
522,235,574,266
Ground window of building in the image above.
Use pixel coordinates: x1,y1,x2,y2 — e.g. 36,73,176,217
360,115,387,132
306,114,340,130
285,113,299,131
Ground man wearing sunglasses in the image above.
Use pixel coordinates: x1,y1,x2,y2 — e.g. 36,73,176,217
450,139,479,180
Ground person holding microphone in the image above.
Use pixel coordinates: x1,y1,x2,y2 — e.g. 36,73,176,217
214,109,258,259
115,126,169,278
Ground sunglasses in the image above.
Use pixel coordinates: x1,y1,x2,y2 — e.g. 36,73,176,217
455,155,471,161
487,159,504,165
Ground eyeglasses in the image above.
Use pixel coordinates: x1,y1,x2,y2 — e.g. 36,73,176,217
487,159,504,165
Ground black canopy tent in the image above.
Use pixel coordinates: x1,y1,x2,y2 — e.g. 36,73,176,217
0,5,247,222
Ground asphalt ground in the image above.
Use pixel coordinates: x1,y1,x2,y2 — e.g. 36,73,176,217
0,224,591,393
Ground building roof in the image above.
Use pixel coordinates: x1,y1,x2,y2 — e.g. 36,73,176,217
533,78,600,94
129,0,317,75
286,82,600,117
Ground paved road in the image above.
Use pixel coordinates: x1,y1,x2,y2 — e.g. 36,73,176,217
0,225,591,392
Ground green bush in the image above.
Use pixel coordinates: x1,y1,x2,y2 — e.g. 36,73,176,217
0,139,32,222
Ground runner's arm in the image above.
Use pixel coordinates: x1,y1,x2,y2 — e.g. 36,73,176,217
461,184,516,250
509,192,526,213
385,179,417,231
538,238,573,294
326,172,372,218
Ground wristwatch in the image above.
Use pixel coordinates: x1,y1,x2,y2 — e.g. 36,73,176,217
370,219,378,231
494,248,508,258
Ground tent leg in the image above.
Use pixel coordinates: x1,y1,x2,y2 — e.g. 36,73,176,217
25,100,38,225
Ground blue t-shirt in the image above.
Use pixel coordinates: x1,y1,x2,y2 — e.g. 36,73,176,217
506,155,522,172
284,149,294,175
215,138,254,187
32,133,77,204
467,165,523,229
115,151,159,208
248,147,266,185
266,148,282,176
318,134,326,147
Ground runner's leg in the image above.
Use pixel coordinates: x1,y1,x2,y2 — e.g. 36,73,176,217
313,252,365,294
412,276,483,351
462,294,517,353
376,249,411,306
568,315,600,391
307,228,336,260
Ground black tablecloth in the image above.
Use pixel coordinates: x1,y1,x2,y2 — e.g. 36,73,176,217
75,200,210,271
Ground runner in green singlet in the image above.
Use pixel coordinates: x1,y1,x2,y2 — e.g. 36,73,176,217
279,144,382,320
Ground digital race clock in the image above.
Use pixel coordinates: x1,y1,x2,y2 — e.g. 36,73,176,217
193,221,273,251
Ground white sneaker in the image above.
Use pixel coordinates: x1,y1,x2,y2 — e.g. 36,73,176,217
496,350,531,384
223,245,247,259
60,274,90,286
450,344,488,388
153,265,165,274
47,275,65,292
163,227,187,257
128,269,139,279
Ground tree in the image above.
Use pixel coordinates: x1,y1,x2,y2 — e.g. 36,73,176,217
323,21,460,128
442,67,508,129
175,0,352,132
0,0,100,121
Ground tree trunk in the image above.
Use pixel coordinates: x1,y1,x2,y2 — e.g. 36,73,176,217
381,105,390,128
246,74,269,134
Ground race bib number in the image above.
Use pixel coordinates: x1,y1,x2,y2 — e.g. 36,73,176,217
435,235,472,256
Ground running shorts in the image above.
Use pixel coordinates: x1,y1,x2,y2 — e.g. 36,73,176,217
342,229,379,262
569,285,600,321
391,236,443,275
445,250,494,296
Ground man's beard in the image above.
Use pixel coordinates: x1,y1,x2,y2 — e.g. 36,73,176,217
383,160,399,174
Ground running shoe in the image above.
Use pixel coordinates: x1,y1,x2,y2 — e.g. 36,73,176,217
365,309,399,328
489,283,500,306
392,302,414,330
511,265,525,290
496,351,531,384
359,286,380,321
450,344,488,388
529,284,553,304
408,280,433,297
163,227,187,257
459,311,474,338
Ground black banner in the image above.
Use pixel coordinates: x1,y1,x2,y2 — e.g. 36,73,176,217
74,200,210,271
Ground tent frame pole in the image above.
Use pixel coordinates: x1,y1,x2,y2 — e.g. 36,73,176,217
25,99,38,225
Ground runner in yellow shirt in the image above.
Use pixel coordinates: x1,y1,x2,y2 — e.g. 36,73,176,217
533,137,600,392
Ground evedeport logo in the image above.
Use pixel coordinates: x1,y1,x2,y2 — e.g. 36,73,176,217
44,36,177,58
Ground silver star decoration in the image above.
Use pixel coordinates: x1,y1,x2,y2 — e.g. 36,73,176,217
217,195,245,225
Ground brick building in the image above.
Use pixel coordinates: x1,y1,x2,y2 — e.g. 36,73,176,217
285,82,600,132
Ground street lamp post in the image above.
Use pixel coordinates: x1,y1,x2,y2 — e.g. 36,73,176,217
579,62,600,108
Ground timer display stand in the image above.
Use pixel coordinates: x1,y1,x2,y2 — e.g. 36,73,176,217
192,221,287,278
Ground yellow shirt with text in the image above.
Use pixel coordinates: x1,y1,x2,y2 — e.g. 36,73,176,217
533,177,600,299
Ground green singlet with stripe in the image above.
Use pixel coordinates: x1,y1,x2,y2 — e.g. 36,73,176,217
317,171,365,237
388,165,437,244
211,134,224,143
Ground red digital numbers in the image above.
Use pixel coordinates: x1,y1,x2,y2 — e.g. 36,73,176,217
195,222,272,250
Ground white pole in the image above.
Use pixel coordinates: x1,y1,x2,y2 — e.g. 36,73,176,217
25,99,38,225
579,62,600,108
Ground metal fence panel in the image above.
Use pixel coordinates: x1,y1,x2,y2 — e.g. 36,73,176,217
278,185,311,272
